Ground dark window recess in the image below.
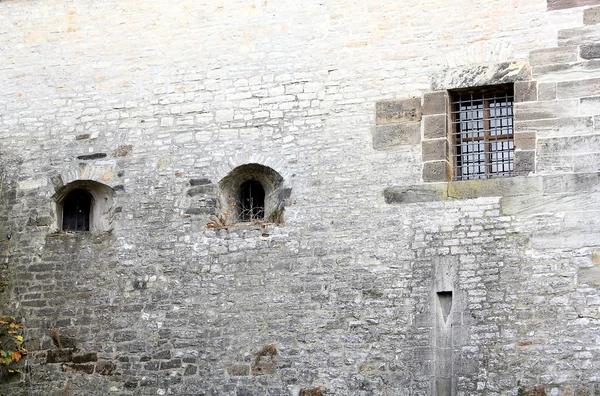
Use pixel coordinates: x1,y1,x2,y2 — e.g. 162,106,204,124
451,85,514,181
62,189,92,231
239,180,265,221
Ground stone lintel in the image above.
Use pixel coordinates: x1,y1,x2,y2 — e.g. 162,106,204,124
432,61,532,91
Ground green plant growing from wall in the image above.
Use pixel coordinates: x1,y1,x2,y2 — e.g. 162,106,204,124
0,315,26,374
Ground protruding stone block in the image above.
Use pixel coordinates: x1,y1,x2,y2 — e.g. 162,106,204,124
375,98,422,125
422,161,450,182
423,115,447,139
514,81,538,102
422,91,447,115
384,184,448,204
448,176,542,199
422,139,447,162
372,123,421,150
47,349,73,363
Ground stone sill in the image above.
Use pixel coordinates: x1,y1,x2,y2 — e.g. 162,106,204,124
385,171,600,204
384,176,542,204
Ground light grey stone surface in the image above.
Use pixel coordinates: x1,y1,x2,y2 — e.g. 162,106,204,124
1,1,600,395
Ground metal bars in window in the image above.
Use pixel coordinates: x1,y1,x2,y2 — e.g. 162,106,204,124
450,85,514,181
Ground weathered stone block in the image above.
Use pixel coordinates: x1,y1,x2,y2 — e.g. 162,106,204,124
514,81,538,102
422,139,447,162
375,98,422,125
514,99,578,121
580,96,600,115
160,359,182,370
514,150,536,175
557,77,600,99
514,133,536,150
422,161,450,182
422,91,447,115
62,363,95,374
187,185,216,196
46,349,73,363
542,171,600,193
372,123,420,150
515,117,593,138
548,0,600,11
153,350,171,360
529,46,578,66
72,352,98,363
584,6,600,25
537,83,556,101
447,176,542,199
580,45,600,59
423,115,447,139
538,135,600,156
432,61,531,91
251,361,276,376
384,184,448,204
189,178,212,186
227,363,250,376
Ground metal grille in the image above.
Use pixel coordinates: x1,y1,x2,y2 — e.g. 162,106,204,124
238,180,265,221
62,189,92,231
451,86,514,181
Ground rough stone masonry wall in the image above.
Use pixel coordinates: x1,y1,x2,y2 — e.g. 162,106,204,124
1,0,600,395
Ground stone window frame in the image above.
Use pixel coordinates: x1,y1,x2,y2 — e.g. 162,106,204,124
422,62,537,183
52,180,115,232
218,163,287,224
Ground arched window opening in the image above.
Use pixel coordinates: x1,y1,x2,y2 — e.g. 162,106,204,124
62,189,93,231
239,180,265,221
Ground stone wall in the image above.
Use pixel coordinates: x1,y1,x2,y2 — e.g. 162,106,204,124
1,0,600,395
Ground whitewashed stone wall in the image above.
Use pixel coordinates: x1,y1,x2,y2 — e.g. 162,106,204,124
1,0,600,395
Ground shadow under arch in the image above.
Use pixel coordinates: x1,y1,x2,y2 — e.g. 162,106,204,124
218,164,286,223
51,180,116,232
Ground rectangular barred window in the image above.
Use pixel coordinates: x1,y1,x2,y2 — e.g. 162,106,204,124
450,85,514,181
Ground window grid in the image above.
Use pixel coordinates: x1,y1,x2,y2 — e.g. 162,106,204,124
450,87,514,181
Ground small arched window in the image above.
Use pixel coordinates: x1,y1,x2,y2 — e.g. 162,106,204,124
62,189,93,231
239,180,265,221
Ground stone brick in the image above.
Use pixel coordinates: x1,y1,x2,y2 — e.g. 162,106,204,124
513,99,579,121
432,61,531,90
384,184,448,204
62,363,95,374
548,0,600,10
372,123,420,150
447,175,542,198
46,349,73,363
557,77,600,99
422,139,447,162
580,45,600,59
423,115,447,140
529,46,578,66
422,91,447,115
375,98,422,125
580,96,600,115
422,161,450,182
227,364,250,376
514,132,536,150
537,83,557,101
514,81,538,103
584,6,600,25
72,352,98,363
514,150,536,175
